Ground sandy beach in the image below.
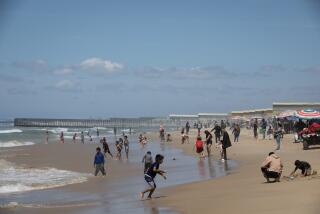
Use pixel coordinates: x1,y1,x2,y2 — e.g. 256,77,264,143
1,128,320,214
145,129,320,214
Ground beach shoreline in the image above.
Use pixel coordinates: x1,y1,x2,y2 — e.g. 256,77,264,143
145,128,320,214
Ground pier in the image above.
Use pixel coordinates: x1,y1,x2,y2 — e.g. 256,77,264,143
14,117,176,130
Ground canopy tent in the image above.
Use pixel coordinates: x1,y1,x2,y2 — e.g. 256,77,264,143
295,109,320,120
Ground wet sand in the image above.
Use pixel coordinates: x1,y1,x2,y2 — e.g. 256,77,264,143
145,129,320,214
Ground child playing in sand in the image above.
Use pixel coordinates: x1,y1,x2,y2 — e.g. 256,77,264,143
289,160,315,177
194,136,205,158
140,154,166,199
142,151,153,173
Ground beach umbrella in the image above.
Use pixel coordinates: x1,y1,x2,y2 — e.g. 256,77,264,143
277,110,297,119
295,109,320,120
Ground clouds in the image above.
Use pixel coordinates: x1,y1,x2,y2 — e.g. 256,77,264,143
11,57,124,75
55,80,74,90
79,58,124,73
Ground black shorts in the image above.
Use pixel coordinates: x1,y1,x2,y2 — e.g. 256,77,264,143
144,175,156,188
261,168,280,179
207,141,212,145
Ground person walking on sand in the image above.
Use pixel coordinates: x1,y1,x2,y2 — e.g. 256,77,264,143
140,154,166,200
261,118,267,140
60,131,64,144
261,152,283,182
124,135,129,159
232,124,240,142
81,131,85,144
267,125,273,140
221,128,232,161
253,119,258,139
274,126,283,150
194,136,205,158
142,151,153,173
102,137,113,158
185,121,190,135
204,130,213,157
93,147,106,176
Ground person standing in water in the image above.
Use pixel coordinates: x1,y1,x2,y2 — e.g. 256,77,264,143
221,128,232,161
102,137,113,158
45,130,49,144
96,128,99,137
72,133,77,143
81,131,85,144
204,130,213,157
140,154,166,200
93,147,106,176
60,131,64,144
124,135,129,159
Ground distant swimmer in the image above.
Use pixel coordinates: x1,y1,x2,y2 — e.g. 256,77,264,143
140,154,166,200
60,131,64,144
96,128,99,137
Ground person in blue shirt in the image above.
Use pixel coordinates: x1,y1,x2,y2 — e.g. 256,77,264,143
94,147,106,176
140,154,166,199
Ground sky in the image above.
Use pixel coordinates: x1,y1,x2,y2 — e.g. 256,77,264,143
0,0,319,118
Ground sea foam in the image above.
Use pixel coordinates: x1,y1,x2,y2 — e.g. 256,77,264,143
0,160,89,194
0,129,23,134
0,141,35,148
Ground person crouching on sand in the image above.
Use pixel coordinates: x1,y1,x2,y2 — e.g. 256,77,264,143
140,154,166,200
290,160,316,177
93,147,106,176
194,136,205,158
261,152,283,183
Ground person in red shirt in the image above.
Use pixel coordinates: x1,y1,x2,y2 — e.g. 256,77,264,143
194,136,205,158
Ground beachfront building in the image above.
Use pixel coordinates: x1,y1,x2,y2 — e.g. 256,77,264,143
272,102,320,115
198,113,228,123
230,108,273,119
168,114,199,127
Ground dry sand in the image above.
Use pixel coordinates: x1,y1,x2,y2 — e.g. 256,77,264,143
145,129,320,214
